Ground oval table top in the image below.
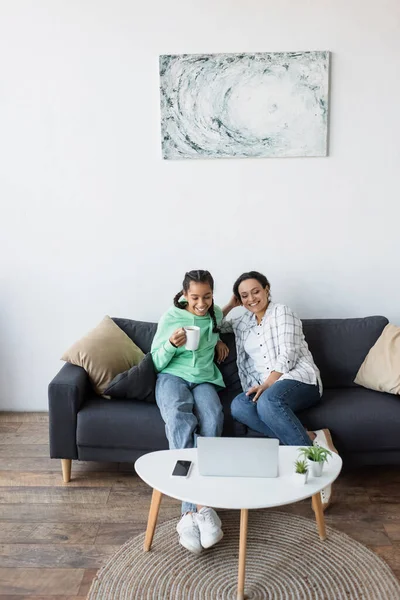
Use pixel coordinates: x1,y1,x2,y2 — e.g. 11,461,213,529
135,446,342,510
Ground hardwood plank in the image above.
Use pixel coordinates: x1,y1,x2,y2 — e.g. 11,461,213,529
107,488,177,508
0,523,99,544
0,597,86,600
331,491,371,503
0,568,84,594
0,486,111,505
0,445,51,458
17,424,49,433
318,500,396,521
0,470,137,488
369,484,400,502
0,433,49,445
107,483,152,500
325,519,393,546
0,425,21,433
0,458,122,472
384,523,400,542
0,412,48,423
95,523,145,545
0,544,119,568
370,495,400,504
0,504,152,523
78,568,98,596
372,544,400,572
356,504,400,522
333,480,371,496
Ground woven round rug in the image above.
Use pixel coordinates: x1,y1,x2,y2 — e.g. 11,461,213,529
88,511,400,600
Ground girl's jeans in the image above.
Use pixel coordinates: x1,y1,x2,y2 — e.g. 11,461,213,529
156,373,223,514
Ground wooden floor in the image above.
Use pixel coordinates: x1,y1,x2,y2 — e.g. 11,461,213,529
0,413,399,598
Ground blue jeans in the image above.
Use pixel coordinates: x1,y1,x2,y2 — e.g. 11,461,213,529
231,379,320,446
156,373,224,514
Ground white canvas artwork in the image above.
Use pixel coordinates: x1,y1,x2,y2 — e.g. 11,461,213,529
159,51,330,159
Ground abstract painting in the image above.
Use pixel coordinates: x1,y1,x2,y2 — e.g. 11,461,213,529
159,51,330,159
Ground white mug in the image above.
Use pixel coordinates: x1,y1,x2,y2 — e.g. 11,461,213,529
184,326,200,351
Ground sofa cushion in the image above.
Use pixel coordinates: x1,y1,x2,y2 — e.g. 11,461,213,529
298,387,400,453
302,316,388,388
77,397,169,451
77,393,243,451
103,353,156,402
354,324,400,395
62,316,145,395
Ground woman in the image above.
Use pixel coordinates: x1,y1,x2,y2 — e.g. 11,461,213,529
222,271,338,509
151,269,229,554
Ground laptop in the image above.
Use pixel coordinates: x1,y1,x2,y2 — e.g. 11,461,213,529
197,437,279,478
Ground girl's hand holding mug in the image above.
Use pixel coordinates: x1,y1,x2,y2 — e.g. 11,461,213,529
169,328,186,348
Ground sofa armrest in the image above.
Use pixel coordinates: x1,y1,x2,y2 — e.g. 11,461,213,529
48,362,90,459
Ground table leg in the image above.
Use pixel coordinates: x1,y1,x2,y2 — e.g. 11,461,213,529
312,492,326,541
237,508,249,600
144,488,163,551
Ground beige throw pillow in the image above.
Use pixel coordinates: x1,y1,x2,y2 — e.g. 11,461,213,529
62,316,145,395
354,324,400,395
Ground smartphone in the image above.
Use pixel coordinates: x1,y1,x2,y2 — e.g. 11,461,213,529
172,460,192,478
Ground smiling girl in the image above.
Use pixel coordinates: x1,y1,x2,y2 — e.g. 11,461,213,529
151,270,229,554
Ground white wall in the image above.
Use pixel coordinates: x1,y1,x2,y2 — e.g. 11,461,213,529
1,0,399,411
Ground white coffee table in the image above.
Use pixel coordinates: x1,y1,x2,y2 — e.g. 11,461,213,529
135,447,342,600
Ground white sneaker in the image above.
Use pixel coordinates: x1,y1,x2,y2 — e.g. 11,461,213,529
313,428,338,455
196,507,224,549
176,513,202,555
313,428,339,511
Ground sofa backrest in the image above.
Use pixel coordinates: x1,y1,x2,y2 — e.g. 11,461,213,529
113,315,388,391
113,318,157,353
302,316,388,388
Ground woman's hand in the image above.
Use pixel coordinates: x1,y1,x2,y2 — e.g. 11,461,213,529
229,294,241,308
246,381,269,402
246,371,282,402
215,340,229,363
222,294,241,317
169,328,186,348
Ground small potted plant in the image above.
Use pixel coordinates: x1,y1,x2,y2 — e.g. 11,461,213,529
299,446,332,477
293,458,309,485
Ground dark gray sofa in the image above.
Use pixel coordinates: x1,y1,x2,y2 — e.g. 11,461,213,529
49,315,400,481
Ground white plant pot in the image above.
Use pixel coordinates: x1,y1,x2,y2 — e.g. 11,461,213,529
310,460,324,477
293,471,309,485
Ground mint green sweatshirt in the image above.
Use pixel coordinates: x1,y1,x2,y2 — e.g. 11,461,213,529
151,304,225,388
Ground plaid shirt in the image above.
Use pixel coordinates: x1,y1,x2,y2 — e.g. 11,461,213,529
221,302,322,395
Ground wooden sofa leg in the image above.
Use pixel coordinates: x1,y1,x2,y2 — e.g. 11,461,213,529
61,459,72,483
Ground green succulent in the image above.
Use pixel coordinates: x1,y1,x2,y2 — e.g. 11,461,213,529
299,446,332,463
294,458,309,474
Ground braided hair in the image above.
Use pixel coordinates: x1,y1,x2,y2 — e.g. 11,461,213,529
173,270,220,334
